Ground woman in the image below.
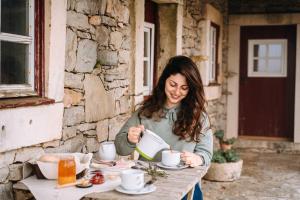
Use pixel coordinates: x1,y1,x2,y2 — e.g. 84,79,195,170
114,55,213,199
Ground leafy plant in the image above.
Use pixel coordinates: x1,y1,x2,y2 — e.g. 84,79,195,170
214,130,236,145
211,149,240,163
211,150,226,163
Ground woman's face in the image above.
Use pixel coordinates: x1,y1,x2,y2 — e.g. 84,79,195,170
164,73,189,108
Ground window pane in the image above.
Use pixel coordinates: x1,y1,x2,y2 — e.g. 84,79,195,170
1,0,29,35
268,59,282,73
144,31,149,57
143,61,148,86
1,41,29,84
253,59,266,72
269,44,282,57
253,44,266,57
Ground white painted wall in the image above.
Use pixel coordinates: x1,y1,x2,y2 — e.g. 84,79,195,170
0,103,63,152
227,14,300,143
45,0,67,101
0,0,67,152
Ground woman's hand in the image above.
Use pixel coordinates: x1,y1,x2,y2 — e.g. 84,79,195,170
127,125,144,144
181,151,203,167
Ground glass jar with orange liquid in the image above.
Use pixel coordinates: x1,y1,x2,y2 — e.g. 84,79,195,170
58,155,76,185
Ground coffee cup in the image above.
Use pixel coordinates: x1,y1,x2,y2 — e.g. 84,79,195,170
162,150,181,166
121,169,144,191
98,141,116,161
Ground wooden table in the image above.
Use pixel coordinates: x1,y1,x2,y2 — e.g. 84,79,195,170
14,166,208,200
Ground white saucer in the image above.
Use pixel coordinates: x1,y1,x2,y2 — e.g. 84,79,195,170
115,185,156,195
156,162,189,170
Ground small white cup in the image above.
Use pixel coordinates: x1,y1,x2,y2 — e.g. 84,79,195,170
121,169,144,191
162,150,181,166
98,141,116,161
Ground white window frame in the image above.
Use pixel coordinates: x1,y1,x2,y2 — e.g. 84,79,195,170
248,39,287,77
0,0,36,96
143,22,155,96
209,25,217,82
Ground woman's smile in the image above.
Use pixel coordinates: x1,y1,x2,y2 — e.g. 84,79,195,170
165,73,189,108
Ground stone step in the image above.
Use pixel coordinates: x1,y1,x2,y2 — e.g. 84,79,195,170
234,138,300,154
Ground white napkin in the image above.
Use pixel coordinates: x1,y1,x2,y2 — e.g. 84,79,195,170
21,175,121,200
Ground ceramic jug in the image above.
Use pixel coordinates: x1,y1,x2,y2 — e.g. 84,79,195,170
98,141,116,161
136,129,170,160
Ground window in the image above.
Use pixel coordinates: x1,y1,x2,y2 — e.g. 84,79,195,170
248,39,287,77
0,0,44,98
143,22,155,95
209,23,219,83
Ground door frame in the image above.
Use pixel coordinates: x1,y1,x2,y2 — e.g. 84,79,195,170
227,14,300,143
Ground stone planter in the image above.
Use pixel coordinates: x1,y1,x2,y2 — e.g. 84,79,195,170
204,159,243,181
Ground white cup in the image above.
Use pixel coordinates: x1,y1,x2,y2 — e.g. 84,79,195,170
121,169,144,191
162,150,181,166
98,141,116,161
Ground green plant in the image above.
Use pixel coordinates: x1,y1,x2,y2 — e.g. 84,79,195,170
211,149,240,163
214,130,236,145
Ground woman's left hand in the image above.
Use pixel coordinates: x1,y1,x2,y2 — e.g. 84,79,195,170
181,151,203,167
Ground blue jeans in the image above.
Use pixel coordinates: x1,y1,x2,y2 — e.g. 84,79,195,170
182,183,203,200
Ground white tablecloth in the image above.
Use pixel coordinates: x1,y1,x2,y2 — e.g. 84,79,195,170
21,176,121,200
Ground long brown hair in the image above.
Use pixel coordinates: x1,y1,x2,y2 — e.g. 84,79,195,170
138,55,207,142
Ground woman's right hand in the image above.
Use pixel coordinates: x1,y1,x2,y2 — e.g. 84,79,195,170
127,125,144,144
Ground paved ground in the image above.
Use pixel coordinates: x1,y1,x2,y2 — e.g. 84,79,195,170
202,152,300,200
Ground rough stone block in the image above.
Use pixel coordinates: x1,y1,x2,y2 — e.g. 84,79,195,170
84,74,115,122
110,31,123,49
77,123,97,132
101,16,116,27
95,26,110,46
64,89,83,108
75,0,100,15
45,135,84,153
86,137,100,153
65,28,77,72
15,147,44,163
96,119,109,142
75,39,97,73
83,130,97,136
67,11,90,31
98,50,118,66
118,50,130,64
89,16,101,26
77,30,91,39
62,127,77,140
63,106,85,126
64,72,84,89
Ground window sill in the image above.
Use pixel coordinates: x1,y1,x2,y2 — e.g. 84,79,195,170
0,97,55,110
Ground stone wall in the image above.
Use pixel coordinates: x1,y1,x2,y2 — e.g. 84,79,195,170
64,0,133,155
1,0,134,199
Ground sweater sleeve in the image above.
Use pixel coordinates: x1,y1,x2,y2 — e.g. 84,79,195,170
194,112,213,166
114,111,140,156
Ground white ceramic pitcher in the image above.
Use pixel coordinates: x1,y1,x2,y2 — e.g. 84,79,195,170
136,129,170,160
98,141,116,161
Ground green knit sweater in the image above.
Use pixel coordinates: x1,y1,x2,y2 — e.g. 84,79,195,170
114,106,213,166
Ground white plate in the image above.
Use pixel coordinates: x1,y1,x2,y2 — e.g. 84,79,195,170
115,185,156,195
156,162,189,170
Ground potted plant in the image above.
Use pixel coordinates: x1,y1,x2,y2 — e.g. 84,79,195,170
204,131,243,182
214,130,236,150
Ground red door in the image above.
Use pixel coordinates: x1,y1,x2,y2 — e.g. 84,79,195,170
239,25,296,139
